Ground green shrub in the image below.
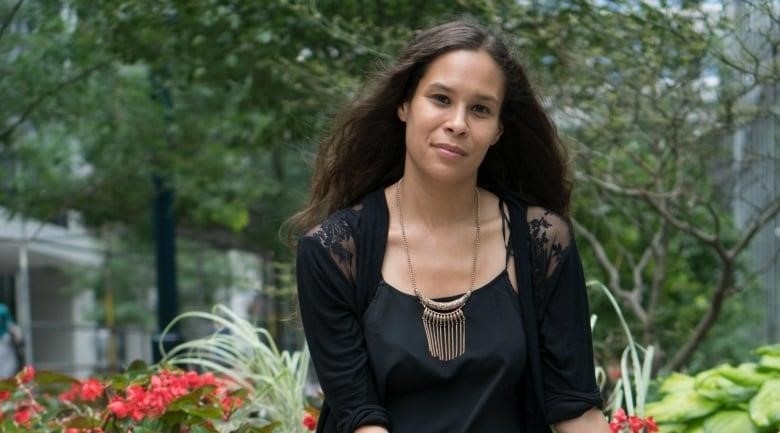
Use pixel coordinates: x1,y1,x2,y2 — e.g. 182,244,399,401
646,344,780,433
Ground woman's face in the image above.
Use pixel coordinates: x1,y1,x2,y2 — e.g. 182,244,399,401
398,49,504,184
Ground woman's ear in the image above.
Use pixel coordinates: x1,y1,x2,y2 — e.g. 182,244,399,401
492,122,503,145
397,102,409,122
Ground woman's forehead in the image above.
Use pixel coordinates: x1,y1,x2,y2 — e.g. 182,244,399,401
417,49,505,101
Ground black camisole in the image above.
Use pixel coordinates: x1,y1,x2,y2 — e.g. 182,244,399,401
361,215,527,433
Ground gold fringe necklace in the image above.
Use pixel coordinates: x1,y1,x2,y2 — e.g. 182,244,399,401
395,180,480,361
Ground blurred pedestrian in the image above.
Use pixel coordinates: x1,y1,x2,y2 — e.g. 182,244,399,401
0,302,23,377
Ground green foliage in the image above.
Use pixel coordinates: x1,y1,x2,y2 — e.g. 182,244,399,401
590,280,655,417
62,234,252,328
2,0,776,372
646,344,780,432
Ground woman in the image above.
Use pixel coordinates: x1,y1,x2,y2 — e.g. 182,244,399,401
291,19,610,433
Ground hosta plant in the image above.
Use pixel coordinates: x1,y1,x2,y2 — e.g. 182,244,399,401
645,344,780,433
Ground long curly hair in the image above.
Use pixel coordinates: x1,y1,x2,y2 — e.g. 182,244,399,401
288,19,571,236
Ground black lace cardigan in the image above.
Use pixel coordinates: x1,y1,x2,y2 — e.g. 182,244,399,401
296,188,602,433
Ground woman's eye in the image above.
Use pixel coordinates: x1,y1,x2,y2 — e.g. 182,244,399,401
472,105,490,115
431,94,450,104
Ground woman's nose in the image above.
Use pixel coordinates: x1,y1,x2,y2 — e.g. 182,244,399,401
444,108,469,136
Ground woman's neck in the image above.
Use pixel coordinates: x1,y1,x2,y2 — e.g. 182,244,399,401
396,174,478,233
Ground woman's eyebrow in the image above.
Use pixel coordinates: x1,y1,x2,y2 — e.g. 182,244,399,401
426,82,500,104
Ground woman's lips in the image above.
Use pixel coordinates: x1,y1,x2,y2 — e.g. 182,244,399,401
432,142,466,156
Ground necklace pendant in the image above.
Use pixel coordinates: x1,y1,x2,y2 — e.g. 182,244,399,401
396,179,478,362
421,305,466,361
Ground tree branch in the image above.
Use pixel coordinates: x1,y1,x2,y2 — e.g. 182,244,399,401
0,0,24,42
571,218,624,296
729,196,780,257
0,61,110,144
743,244,780,284
628,227,663,325
641,193,720,246
665,263,735,371
576,171,681,199
646,222,668,348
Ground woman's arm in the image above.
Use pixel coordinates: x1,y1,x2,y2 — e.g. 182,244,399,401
297,233,391,432
553,407,611,433
527,209,604,426
354,426,390,433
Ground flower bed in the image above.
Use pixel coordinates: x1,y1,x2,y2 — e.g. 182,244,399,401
0,363,266,433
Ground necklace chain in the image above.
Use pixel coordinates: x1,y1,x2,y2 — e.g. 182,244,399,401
395,180,480,308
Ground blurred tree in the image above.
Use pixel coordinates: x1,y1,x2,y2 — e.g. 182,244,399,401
512,0,778,371
1,0,777,372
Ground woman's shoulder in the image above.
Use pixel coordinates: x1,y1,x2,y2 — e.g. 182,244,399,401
297,191,385,286
299,188,386,256
303,188,387,238
301,204,363,251
492,189,572,245
525,206,572,246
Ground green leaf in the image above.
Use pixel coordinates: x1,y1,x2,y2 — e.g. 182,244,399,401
748,379,780,428
682,421,705,433
702,410,758,433
133,425,162,433
33,370,80,386
126,359,150,372
167,385,218,408
63,416,103,429
659,372,695,395
645,392,720,423
0,378,17,391
157,410,187,426
758,354,780,373
654,423,688,433
190,423,220,433
755,344,780,357
719,363,776,388
694,366,757,403
238,421,281,433
180,405,223,419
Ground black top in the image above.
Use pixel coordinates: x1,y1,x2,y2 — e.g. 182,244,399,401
365,271,526,433
296,188,602,433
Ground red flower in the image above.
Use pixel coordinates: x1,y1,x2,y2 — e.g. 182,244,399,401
79,378,105,401
108,396,131,418
628,415,644,433
612,408,627,424
302,412,317,431
59,383,81,403
607,365,622,381
0,390,10,401
17,366,35,384
220,395,243,417
609,418,623,433
13,405,34,425
645,416,659,432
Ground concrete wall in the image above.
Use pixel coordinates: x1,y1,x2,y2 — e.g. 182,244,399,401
28,267,97,377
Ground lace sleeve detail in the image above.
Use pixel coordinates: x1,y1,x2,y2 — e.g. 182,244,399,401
527,207,603,421
303,205,362,285
527,206,573,289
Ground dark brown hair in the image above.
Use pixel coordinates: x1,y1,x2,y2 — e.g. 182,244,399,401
288,19,571,236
